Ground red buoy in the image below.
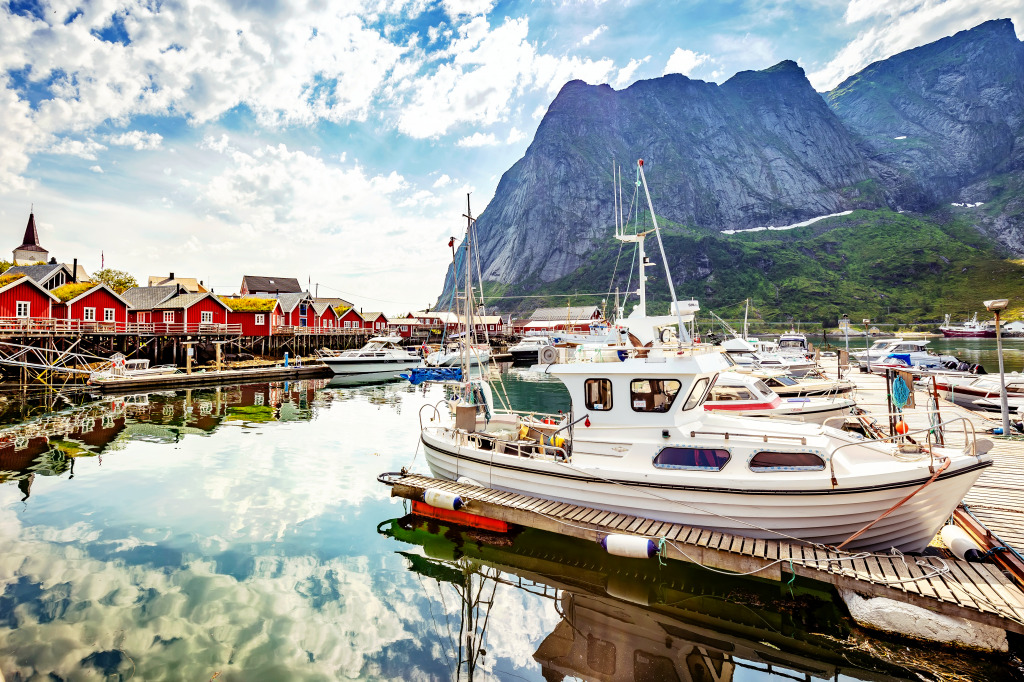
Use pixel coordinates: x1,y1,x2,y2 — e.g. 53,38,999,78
895,420,910,435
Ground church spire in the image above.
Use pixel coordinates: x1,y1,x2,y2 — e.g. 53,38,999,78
20,210,40,249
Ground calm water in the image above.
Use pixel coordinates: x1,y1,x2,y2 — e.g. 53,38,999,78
0,373,1018,680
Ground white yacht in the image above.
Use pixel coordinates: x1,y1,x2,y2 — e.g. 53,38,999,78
721,338,818,377
425,342,490,367
508,335,555,364
88,355,178,383
319,336,422,376
851,338,952,370
705,371,855,424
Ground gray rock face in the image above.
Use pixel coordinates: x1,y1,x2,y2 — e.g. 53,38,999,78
439,20,1024,304
826,19,1024,206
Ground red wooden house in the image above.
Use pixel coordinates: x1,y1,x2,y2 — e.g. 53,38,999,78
276,293,315,328
361,312,388,332
337,307,363,330
312,300,339,330
221,297,281,336
122,284,188,325
52,283,129,328
387,316,423,338
154,293,232,332
0,273,57,321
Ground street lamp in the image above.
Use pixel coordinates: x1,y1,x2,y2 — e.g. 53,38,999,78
863,319,871,373
841,314,849,353
984,298,1011,435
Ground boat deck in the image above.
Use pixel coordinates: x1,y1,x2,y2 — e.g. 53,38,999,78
843,369,1024,579
385,472,1024,635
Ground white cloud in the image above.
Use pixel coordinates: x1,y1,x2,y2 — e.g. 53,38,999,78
107,130,164,150
45,137,107,160
89,165,103,173
579,25,607,46
663,47,710,76
615,56,650,87
457,132,498,147
442,0,496,18
810,0,1024,90
506,127,525,144
532,104,547,119
432,173,452,187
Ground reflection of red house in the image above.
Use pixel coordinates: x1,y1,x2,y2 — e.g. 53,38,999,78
53,283,129,326
0,273,57,319
221,297,281,336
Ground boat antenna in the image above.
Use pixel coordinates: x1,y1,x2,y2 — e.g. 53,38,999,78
636,159,690,347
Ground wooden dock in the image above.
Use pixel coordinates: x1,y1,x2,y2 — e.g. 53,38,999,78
90,363,331,393
384,473,1024,636
843,369,1024,581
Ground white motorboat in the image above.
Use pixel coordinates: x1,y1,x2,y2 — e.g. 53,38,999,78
721,338,819,377
420,161,989,554
851,339,954,370
425,342,490,367
756,368,854,396
320,336,421,376
704,372,855,424
89,355,178,383
931,373,1024,403
508,335,555,364
776,331,810,358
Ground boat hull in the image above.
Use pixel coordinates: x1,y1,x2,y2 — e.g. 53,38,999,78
940,330,996,338
421,431,988,553
705,400,854,425
320,357,421,375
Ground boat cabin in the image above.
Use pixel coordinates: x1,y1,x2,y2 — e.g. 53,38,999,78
776,333,809,354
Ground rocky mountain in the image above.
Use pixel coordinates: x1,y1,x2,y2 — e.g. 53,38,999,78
440,19,1024,314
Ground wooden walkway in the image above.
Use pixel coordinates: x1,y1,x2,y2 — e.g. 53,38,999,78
844,370,1024,578
386,473,1024,635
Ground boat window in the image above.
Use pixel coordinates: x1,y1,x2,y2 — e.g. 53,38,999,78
584,379,613,411
654,447,730,471
778,339,804,349
775,376,798,386
709,386,753,401
753,380,774,397
749,451,825,472
681,377,713,411
630,379,681,412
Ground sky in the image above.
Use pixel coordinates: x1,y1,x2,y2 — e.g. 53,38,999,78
0,0,1021,313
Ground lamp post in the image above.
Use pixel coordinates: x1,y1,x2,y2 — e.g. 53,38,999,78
985,298,1011,435
863,318,871,373
842,314,849,353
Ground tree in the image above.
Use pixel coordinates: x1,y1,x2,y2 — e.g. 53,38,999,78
92,268,138,293
0,260,11,274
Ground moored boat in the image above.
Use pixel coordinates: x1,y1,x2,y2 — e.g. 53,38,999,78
704,371,855,424
940,312,996,338
319,335,421,376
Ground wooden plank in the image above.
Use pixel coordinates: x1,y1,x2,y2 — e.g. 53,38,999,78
665,524,687,542
708,531,724,551
636,519,658,536
871,555,904,592
613,514,639,531
888,551,927,597
764,539,778,561
939,560,984,611
916,557,957,605
966,563,1024,622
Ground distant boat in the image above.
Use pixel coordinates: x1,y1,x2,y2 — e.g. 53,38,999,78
940,312,996,338
89,354,177,383
319,336,421,376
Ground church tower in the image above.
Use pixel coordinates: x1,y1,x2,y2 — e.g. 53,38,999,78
13,211,48,265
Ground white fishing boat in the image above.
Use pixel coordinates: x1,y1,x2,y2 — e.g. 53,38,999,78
721,337,819,376
420,161,990,553
851,339,955,370
319,336,421,376
425,342,490,367
705,372,855,424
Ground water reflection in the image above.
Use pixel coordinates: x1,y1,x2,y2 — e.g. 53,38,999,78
380,515,1015,681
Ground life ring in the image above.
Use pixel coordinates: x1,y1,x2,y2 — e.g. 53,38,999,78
542,417,557,425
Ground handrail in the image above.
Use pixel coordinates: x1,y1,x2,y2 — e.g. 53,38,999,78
688,429,807,445
418,402,442,431
438,425,569,462
827,415,980,463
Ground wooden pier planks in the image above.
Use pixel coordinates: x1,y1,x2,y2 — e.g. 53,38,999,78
390,473,1024,634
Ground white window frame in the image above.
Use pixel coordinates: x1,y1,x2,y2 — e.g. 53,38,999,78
255,314,265,325
163,311,175,324
344,320,351,328
83,307,96,322
15,301,29,318
201,310,213,324
104,308,115,322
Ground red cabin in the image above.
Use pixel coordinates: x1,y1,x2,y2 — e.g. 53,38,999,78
312,300,339,331
52,283,129,330
154,293,232,333
0,273,56,324
222,297,281,336
361,312,388,332
276,293,315,329
337,307,363,330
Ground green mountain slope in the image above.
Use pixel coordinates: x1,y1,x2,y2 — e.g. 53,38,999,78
489,209,1024,325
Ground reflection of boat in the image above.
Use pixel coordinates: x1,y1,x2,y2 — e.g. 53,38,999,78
940,312,996,338
325,372,406,387
705,372,855,424
379,515,941,681
319,336,421,376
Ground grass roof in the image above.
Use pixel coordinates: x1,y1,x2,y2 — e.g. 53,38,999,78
0,273,27,288
335,305,352,316
220,296,278,312
52,282,98,302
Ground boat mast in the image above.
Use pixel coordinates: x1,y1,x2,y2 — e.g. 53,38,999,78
463,194,474,377
743,299,749,340
636,159,689,346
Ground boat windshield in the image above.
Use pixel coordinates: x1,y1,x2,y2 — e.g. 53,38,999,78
869,341,892,350
771,376,799,386
778,339,805,349
753,380,774,397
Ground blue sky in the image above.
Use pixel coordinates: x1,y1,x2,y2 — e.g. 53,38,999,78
0,0,1021,312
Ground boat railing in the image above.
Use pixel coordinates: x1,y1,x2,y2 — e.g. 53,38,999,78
434,425,569,462
687,430,809,445
418,402,443,431
491,407,565,423
824,414,981,475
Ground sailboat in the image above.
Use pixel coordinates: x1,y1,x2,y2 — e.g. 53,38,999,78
418,160,991,553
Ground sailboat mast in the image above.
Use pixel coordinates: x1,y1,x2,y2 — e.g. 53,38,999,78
463,194,475,377
743,299,749,340
636,159,689,346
